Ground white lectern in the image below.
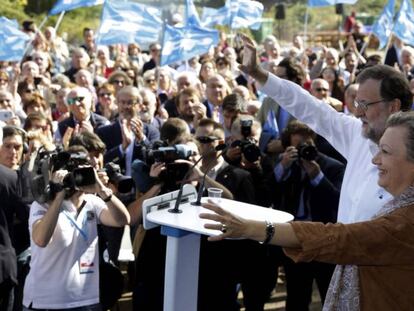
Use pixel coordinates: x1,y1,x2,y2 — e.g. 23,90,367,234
142,184,294,311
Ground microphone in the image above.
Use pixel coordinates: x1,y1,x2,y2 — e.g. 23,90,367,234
191,144,227,206
169,143,227,214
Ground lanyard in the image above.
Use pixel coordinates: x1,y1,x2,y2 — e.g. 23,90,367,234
62,203,89,241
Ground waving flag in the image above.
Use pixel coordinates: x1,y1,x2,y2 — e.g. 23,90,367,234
161,24,219,66
201,0,263,30
307,0,357,7
0,17,30,61
393,0,414,45
50,0,104,15
201,7,230,28
372,0,395,49
96,0,162,46
230,0,263,30
185,0,201,26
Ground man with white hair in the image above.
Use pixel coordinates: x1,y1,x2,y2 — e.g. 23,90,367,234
56,86,109,140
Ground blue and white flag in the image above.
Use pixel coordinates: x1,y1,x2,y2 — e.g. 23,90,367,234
201,6,230,28
307,0,357,8
371,0,395,49
50,0,104,15
393,0,414,45
0,17,30,61
96,0,162,46
161,24,219,66
201,0,263,30
185,0,201,26
230,0,263,30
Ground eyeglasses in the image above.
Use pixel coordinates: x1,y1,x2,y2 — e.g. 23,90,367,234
112,79,125,85
98,92,111,97
145,79,156,83
353,99,385,111
67,96,85,105
315,87,329,92
196,136,220,144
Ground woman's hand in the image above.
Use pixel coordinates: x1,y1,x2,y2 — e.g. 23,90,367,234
200,200,249,241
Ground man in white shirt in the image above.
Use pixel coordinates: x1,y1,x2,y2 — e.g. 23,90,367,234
241,35,412,224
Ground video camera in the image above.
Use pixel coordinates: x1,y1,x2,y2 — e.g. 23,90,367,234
103,162,134,194
142,143,194,192
31,148,96,203
231,119,261,163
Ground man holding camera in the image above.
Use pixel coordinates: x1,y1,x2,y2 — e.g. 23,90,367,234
272,121,345,310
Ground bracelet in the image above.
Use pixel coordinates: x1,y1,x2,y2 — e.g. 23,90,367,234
100,188,113,202
259,220,275,245
103,194,112,202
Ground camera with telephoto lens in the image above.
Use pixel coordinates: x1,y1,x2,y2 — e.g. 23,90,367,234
31,149,96,203
230,119,262,163
103,162,134,194
297,143,318,161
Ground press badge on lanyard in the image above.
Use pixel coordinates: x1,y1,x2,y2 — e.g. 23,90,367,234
63,209,96,274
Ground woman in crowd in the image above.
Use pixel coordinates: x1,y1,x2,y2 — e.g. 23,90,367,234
95,82,118,122
23,148,130,310
200,111,414,310
321,66,345,104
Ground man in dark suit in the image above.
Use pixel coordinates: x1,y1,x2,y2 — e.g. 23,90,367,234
56,86,109,141
203,74,230,122
272,120,345,310
96,86,159,175
195,119,274,311
0,128,27,311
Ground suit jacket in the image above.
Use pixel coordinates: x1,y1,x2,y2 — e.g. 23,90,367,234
57,112,110,137
96,120,160,168
273,153,345,223
202,100,213,119
0,165,25,287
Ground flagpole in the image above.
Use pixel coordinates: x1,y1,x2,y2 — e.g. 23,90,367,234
303,7,309,50
54,11,66,33
19,15,49,64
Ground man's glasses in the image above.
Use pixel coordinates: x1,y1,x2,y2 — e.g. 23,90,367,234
196,136,220,144
67,96,85,105
315,87,329,92
353,99,385,111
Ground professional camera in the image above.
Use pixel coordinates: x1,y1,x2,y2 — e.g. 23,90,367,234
230,119,262,163
297,143,318,161
104,162,134,194
145,144,193,165
31,149,96,203
143,143,193,191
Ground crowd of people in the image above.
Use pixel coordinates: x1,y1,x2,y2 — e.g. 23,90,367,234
0,16,414,311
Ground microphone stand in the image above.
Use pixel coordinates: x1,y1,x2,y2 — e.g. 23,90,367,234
169,144,227,213
191,148,226,206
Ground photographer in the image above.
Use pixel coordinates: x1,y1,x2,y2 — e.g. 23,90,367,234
271,120,345,310
23,148,130,310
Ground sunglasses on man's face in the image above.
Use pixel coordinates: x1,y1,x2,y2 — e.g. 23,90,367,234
67,96,85,105
196,136,220,144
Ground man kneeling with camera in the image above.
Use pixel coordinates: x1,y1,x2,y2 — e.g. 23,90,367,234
23,148,130,311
